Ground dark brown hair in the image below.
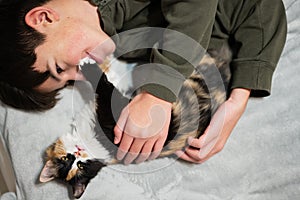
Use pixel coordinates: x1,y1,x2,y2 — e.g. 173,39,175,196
0,0,59,111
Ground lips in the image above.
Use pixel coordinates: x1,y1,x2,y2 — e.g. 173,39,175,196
87,52,103,64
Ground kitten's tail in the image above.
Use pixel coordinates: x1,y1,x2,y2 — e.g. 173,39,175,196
207,44,232,86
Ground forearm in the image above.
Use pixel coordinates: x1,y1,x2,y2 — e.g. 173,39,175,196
224,88,251,133
228,88,251,114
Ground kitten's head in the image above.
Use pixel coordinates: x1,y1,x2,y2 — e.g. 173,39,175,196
39,139,106,199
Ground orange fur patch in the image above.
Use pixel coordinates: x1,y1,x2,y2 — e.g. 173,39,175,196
66,168,78,181
98,58,111,74
46,139,67,159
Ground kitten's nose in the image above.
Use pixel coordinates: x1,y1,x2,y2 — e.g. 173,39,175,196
66,153,76,161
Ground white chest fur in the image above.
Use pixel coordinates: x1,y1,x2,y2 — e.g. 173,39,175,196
62,102,112,163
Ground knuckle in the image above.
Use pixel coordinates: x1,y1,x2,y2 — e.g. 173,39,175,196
198,155,205,160
214,143,224,153
114,126,120,134
129,146,140,154
139,153,150,160
121,107,129,115
118,146,128,153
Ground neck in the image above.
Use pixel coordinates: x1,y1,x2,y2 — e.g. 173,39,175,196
64,102,113,162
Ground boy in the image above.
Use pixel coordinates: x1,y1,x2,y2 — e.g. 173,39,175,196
0,0,287,164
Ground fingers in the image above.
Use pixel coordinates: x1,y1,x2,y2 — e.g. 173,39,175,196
198,135,219,158
175,125,222,163
123,138,145,165
114,125,123,144
114,108,129,144
115,127,167,164
134,140,155,164
176,137,225,163
113,93,172,164
116,134,166,164
187,136,202,149
175,150,203,164
116,133,134,161
175,149,208,164
115,114,221,164
187,123,216,147
147,138,164,160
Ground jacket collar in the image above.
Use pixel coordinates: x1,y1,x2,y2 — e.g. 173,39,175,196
90,0,112,8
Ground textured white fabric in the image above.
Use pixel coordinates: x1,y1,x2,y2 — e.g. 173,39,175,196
1,0,300,199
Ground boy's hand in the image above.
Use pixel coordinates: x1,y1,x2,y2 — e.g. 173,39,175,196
175,88,250,163
114,92,172,165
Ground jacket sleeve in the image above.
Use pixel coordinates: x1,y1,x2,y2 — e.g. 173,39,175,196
207,0,287,97
230,0,287,97
139,0,218,102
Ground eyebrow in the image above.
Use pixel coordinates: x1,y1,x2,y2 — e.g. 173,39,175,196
50,72,61,82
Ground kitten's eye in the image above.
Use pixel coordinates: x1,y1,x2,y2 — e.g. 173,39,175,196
56,65,64,74
77,162,84,170
61,156,68,161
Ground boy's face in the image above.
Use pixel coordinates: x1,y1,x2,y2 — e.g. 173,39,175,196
27,0,115,92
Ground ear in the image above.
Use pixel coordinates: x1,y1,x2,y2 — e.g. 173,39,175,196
39,160,56,183
25,6,59,33
72,183,87,199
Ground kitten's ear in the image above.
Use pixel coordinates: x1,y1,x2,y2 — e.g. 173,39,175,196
73,183,86,199
39,160,56,183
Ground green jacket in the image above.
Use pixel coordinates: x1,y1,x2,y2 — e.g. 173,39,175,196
92,0,287,101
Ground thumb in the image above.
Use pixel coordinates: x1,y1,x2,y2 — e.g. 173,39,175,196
113,125,123,144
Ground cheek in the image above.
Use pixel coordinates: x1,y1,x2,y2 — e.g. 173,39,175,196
62,32,88,64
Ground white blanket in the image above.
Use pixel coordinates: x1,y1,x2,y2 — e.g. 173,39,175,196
1,0,300,199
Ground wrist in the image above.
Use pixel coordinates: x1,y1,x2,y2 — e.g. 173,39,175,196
227,88,251,113
135,91,173,108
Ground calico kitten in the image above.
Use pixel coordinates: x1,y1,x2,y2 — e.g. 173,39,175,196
39,103,112,199
39,46,231,199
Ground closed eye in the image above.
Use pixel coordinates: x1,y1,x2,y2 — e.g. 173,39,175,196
47,64,63,82
56,64,64,74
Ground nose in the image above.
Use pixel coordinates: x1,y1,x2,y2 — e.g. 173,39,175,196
67,153,76,162
89,36,116,64
100,31,116,56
